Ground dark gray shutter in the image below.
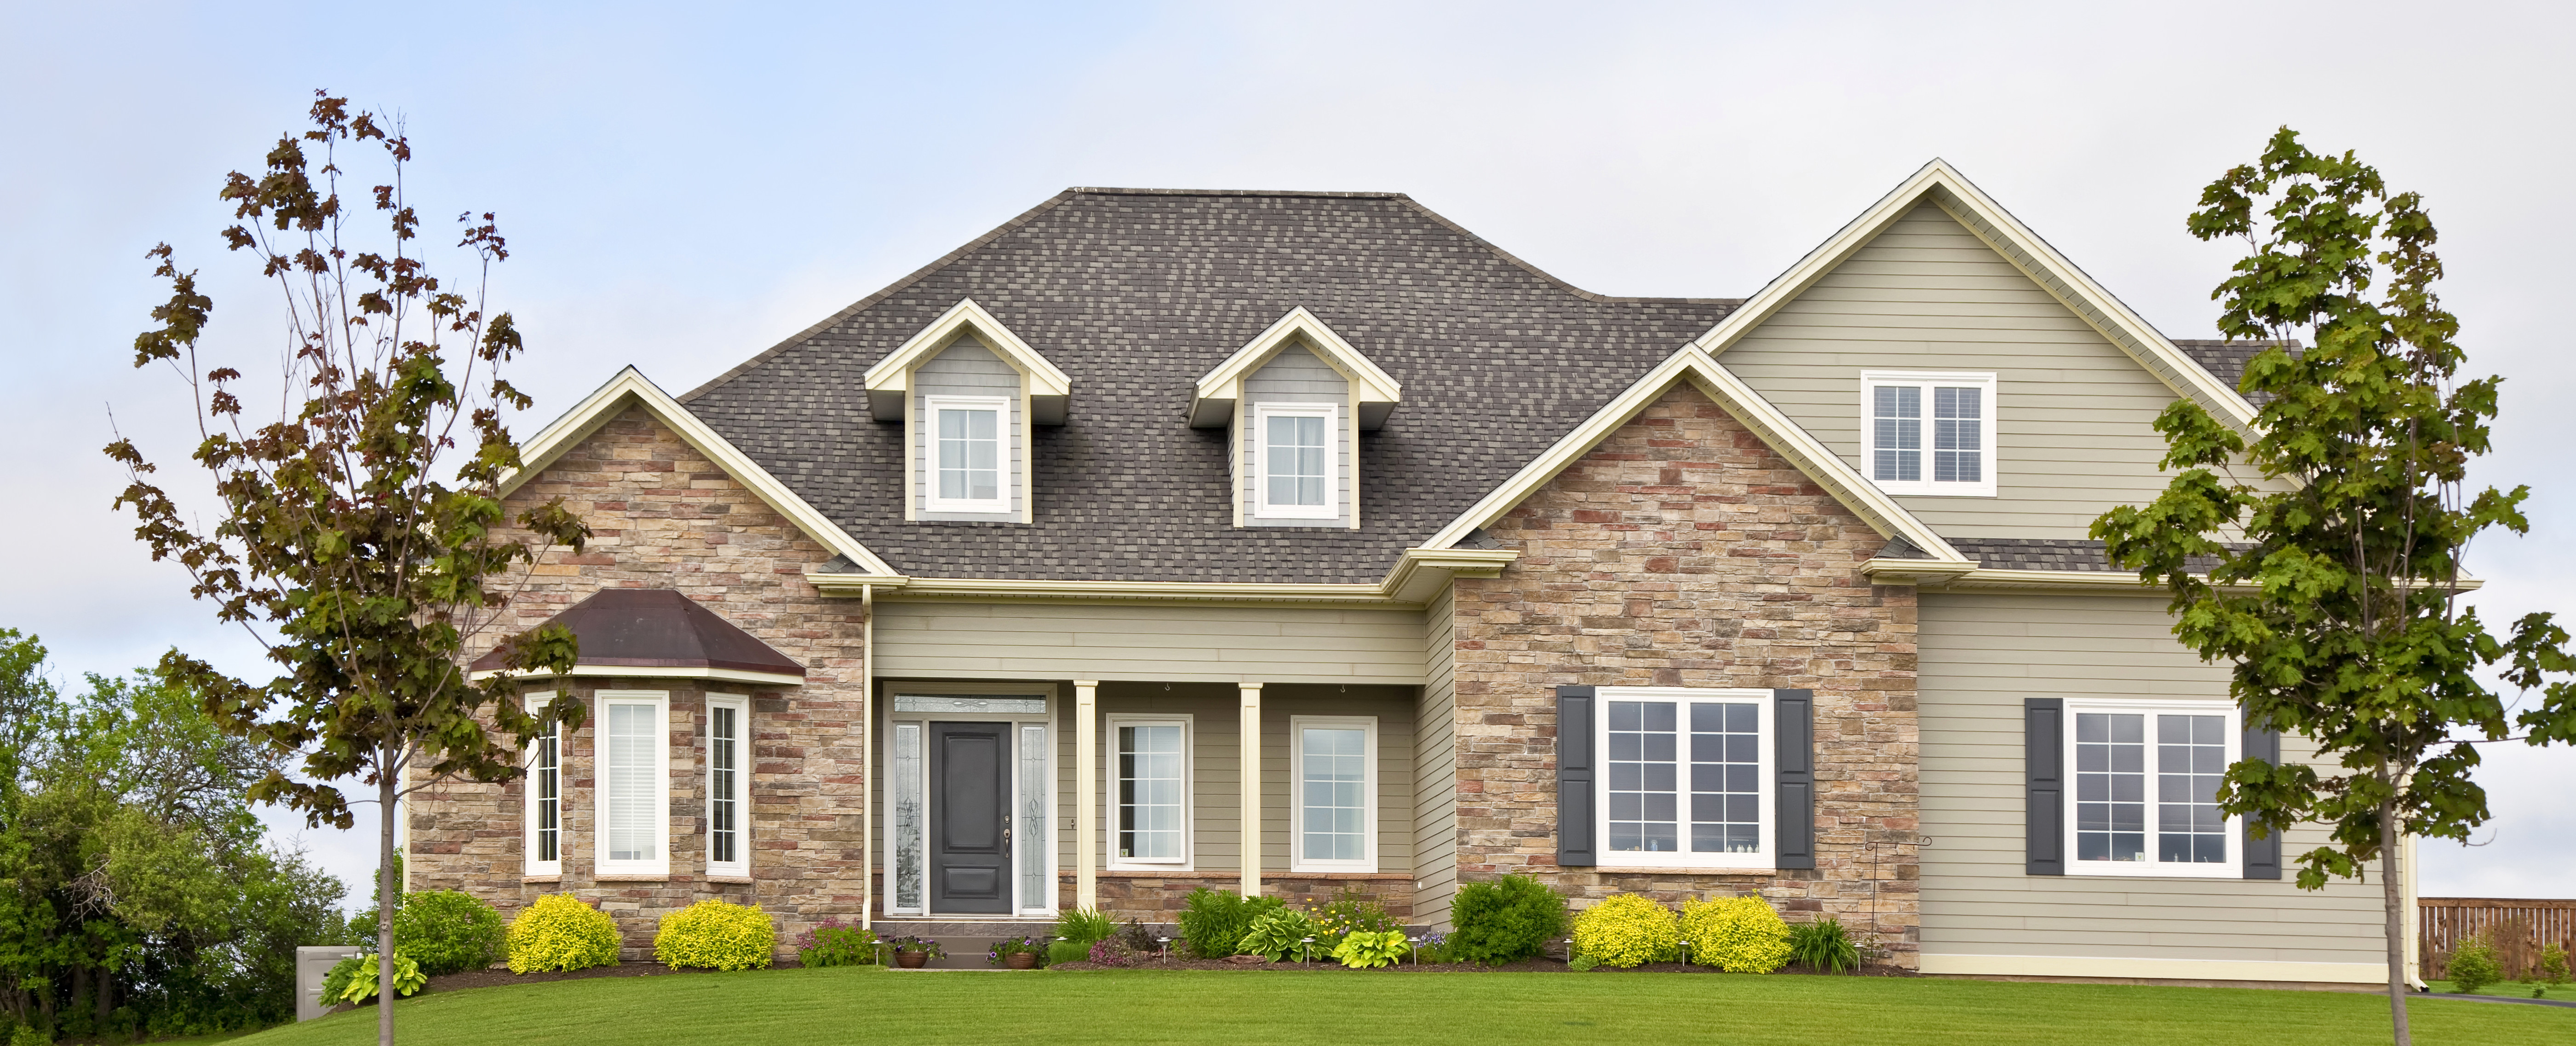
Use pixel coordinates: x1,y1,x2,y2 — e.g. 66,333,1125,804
1556,686,1595,868
2025,698,2065,875
2242,723,2283,880
1773,690,1817,869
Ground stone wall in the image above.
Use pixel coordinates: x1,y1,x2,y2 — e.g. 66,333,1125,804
1078,874,1416,924
1446,383,1923,966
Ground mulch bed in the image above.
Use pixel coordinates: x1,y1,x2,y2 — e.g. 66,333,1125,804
422,959,805,994
1046,956,1918,976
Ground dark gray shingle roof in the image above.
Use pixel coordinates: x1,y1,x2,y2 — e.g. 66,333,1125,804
682,189,1736,584
2171,339,2299,394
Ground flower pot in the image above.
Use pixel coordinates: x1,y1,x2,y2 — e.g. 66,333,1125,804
896,950,929,968
1004,952,1038,970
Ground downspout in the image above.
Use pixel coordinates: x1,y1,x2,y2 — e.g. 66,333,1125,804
861,583,874,931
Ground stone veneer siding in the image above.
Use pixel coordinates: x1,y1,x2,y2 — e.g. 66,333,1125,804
1447,383,1923,966
406,407,869,961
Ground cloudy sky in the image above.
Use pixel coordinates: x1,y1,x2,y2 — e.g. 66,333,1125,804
5,1,2569,902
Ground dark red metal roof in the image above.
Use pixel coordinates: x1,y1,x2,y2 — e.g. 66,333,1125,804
469,588,805,678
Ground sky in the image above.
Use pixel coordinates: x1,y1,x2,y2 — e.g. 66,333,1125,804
4,0,2570,903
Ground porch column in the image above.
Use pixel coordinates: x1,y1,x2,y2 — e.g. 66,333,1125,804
1076,680,1099,912
1239,682,1262,897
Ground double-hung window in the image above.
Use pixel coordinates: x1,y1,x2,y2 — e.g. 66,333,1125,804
1110,717,1189,867
2065,699,2239,878
1595,687,1773,870
1860,371,1996,496
706,693,749,878
524,693,562,876
923,395,1010,513
1254,402,1337,520
595,690,670,876
1291,717,1376,872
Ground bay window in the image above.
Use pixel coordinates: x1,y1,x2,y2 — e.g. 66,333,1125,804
595,690,670,876
706,693,748,878
524,692,562,876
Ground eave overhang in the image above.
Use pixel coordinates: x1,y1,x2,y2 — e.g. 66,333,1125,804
1189,307,1403,430
862,298,1072,423
803,547,1516,608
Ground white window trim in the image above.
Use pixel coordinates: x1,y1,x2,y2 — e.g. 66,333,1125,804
2063,697,2243,879
921,394,1014,514
1104,713,1193,871
1593,686,1774,871
594,690,671,877
523,691,563,877
1289,715,1377,873
1251,401,1340,520
704,693,749,879
1859,370,1998,497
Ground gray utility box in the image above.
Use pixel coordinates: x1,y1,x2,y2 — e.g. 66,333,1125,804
295,946,363,1022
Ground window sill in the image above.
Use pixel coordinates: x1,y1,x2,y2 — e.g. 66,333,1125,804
522,874,562,884
596,873,671,882
707,874,753,885
1102,867,1196,876
1582,866,1781,876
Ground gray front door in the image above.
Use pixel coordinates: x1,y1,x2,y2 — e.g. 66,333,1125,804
929,722,1011,913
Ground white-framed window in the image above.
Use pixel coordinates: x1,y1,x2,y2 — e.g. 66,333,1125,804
524,692,563,876
1107,715,1190,868
1290,716,1377,872
2065,699,2240,878
1595,686,1773,870
1253,402,1337,520
594,690,670,876
1860,371,1997,497
705,693,748,878
923,394,1010,513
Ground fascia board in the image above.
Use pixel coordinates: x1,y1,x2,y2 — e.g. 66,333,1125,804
1191,307,1401,427
862,299,1072,419
470,665,808,686
1687,159,2257,432
800,548,1517,609
1418,348,1969,565
499,367,900,576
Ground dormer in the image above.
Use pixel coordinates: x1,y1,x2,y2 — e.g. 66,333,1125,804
1190,308,1401,529
863,299,1069,523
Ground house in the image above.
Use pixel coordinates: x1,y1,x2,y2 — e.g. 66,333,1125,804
411,161,2418,986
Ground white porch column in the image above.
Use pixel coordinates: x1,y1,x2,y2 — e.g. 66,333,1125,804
1239,682,1262,897
1075,680,1100,912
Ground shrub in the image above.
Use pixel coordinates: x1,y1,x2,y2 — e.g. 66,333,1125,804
2542,942,2570,987
1045,940,1093,966
654,900,775,971
2446,933,2502,994
1447,874,1568,966
1176,888,1283,959
793,919,878,967
1239,908,1320,961
1681,897,1793,973
9,1024,48,1046
1087,937,1144,967
392,890,509,976
1784,916,1861,974
506,894,622,973
1331,930,1411,969
1052,907,1117,946
322,953,425,1004
1572,894,1680,969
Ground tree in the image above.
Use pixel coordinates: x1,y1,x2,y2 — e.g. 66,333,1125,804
2093,127,2576,1044
104,92,590,1045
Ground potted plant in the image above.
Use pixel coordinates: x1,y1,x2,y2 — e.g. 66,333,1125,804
887,935,944,968
988,935,1047,970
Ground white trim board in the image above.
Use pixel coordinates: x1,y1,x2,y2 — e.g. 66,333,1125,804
1191,307,1402,431
1918,954,2384,984
499,366,901,577
863,298,1072,424
1686,158,2257,433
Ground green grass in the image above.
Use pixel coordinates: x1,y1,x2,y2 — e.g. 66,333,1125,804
2427,978,2575,1000
237,968,2566,1046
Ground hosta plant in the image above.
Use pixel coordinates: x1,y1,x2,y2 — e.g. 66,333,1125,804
325,954,425,1005
1238,908,1320,961
1331,930,1412,969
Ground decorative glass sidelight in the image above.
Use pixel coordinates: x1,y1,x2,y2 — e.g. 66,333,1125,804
893,723,925,912
1019,724,1050,911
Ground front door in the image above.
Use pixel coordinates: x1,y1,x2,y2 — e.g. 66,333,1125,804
929,722,1011,914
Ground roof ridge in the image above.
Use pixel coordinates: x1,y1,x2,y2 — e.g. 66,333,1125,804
1070,187,1408,199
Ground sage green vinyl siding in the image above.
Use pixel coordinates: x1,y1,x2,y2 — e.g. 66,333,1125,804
913,337,1023,523
1416,584,1460,926
1917,592,2385,966
1241,343,1355,528
1721,205,2192,539
1259,686,1416,874
872,602,1425,684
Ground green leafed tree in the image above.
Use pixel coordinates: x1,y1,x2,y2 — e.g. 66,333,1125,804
104,92,591,1045
2093,127,2576,1044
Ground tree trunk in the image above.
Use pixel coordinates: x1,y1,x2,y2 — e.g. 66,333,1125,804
2381,800,2410,1046
380,754,398,1046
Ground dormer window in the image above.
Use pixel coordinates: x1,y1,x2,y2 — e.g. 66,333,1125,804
862,299,1070,523
1860,370,1996,497
925,395,1010,512
1256,402,1337,519
1191,308,1400,530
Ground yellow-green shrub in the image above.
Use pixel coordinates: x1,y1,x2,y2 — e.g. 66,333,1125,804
506,894,623,973
1570,894,1679,969
654,900,776,971
1681,896,1793,973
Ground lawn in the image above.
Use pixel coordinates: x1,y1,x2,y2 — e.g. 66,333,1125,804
235,968,2566,1046
2427,978,2576,1001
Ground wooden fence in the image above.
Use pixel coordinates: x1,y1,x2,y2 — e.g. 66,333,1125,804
2419,898,2576,980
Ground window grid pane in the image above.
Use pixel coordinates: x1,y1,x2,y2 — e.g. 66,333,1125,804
1873,385,1922,482
2075,713,2146,862
607,703,656,862
534,715,558,863
2157,714,2228,863
1300,728,1367,862
1932,386,1982,483
1690,702,1762,854
1118,725,1184,861
1606,701,1679,853
936,408,1001,503
1265,413,1328,507
710,706,737,865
